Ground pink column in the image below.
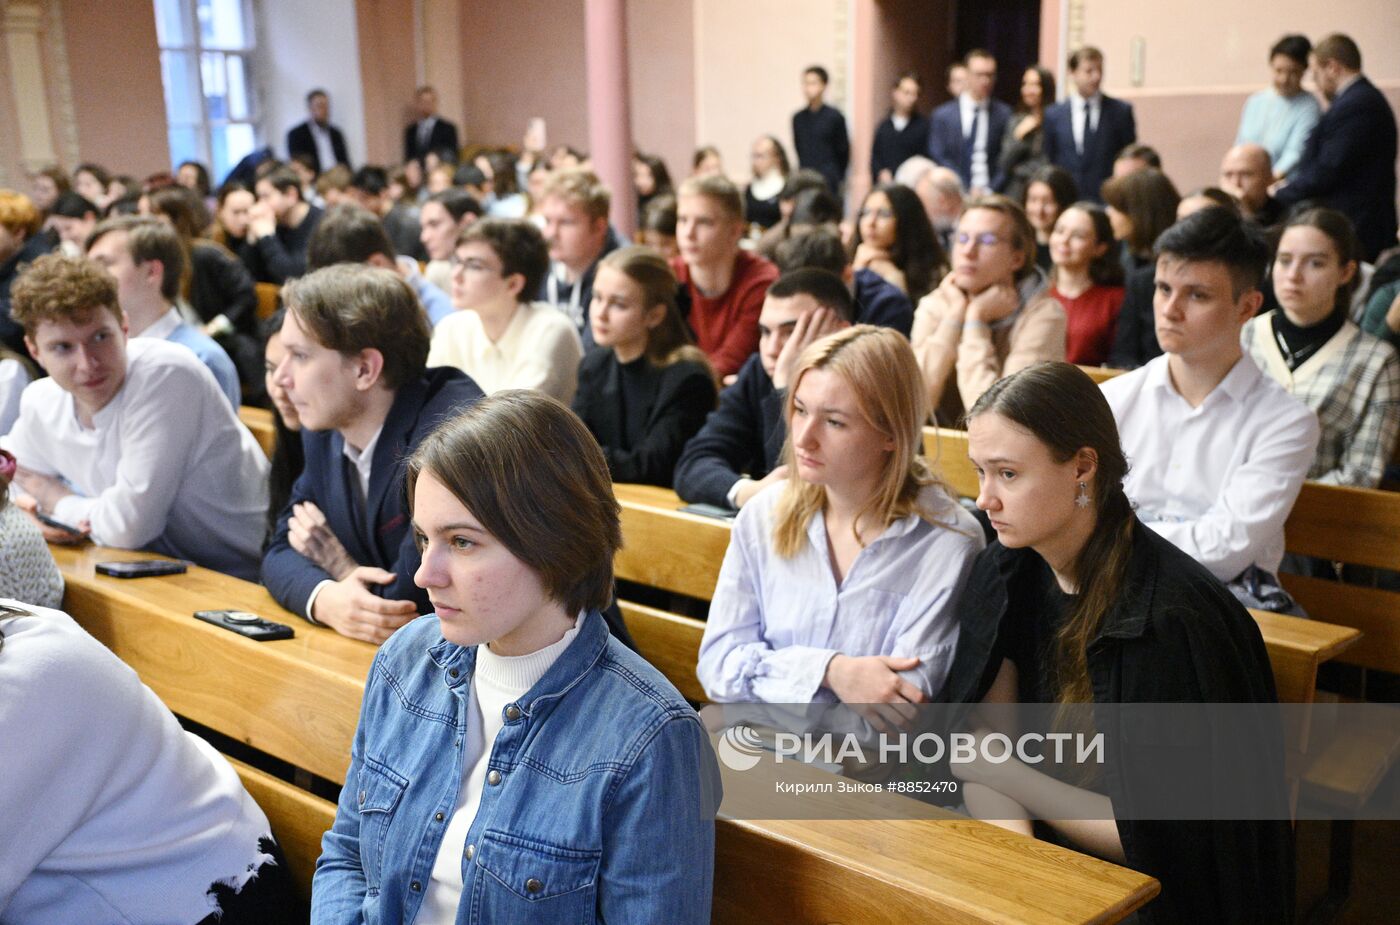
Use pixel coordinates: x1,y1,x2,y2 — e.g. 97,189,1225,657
585,0,637,237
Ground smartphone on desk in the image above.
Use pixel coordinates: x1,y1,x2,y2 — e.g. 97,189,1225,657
95,560,188,578
194,610,295,641
679,502,736,522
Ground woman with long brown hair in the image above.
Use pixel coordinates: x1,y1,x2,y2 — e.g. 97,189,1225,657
571,245,716,486
949,361,1291,924
697,326,982,712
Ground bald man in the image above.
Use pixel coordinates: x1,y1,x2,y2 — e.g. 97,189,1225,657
1220,144,1282,229
895,156,964,252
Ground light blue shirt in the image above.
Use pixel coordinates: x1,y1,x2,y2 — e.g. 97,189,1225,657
410,271,455,327
146,308,240,407
1236,88,1321,177
698,482,983,703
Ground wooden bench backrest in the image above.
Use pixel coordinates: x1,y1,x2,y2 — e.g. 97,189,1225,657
226,755,335,903
923,426,979,499
255,282,281,321
618,600,705,702
1078,365,1124,385
239,405,277,458
1282,482,1400,674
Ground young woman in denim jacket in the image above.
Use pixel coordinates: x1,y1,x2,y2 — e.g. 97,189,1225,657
312,390,721,924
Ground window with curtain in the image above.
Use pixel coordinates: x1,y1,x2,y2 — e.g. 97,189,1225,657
153,0,258,184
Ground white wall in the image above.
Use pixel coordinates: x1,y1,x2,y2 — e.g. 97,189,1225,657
256,0,367,166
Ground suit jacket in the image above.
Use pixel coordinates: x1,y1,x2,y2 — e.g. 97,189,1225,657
1041,94,1137,202
1274,76,1398,262
403,117,461,163
870,112,930,182
927,97,1013,191
572,351,717,487
673,353,787,508
286,120,350,174
261,367,484,617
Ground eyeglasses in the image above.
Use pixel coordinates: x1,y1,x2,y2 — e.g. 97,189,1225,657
955,231,1007,248
859,207,895,221
449,255,502,275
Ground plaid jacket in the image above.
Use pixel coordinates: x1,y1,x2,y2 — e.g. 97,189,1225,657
1243,313,1400,487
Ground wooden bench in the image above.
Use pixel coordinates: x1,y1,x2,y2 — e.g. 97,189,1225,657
255,282,281,321
1078,364,1124,385
239,405,277,458
52,544,1160,923
227,755,336,903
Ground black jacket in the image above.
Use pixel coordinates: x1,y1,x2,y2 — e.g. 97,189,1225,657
1041,95,1137,203
792,104,850,193
870,112,929,182
672,353,785,508
573,350,715,487
1274,76,1398,261
286,121,350,174
250,206,324,285
0,233,55,358
403,118,460,164
1106,264,1159,370
942,521,1294,925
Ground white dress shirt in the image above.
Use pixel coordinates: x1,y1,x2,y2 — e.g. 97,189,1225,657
697,483,984,703
309,120,337,171
1101,354,1319,581
958,93,991,191
303,426,383,618
427,301,582,403
0,339,270,580
1071,92,1102,154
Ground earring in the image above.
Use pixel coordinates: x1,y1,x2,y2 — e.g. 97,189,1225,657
1075,481,1091,508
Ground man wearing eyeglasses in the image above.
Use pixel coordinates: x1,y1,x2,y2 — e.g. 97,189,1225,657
427,217,582,402
910,195,1065,425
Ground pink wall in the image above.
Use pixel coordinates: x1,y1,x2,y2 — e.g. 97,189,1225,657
61,0,170,176
626,0,695,188
458,0,590,156
355,0,419,165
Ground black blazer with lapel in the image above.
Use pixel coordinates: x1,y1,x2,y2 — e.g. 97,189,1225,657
286,120,351,174
926,97,1013,190
1041,94,1137,202
404,118,461,163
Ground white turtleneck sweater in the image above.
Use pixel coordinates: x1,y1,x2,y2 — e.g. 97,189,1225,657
417,615,583,922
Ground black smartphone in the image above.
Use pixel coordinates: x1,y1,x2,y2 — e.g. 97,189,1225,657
194,610,295,641
36,511,86,535
95,560,188,578
679,502,736,521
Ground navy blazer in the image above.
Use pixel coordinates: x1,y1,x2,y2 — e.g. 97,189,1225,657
403,118,460,164
1041,95,1137,202
926,98,1013,190
262,366,484,618
673,353,786,508
286,120,351,174
1275,76,1398,262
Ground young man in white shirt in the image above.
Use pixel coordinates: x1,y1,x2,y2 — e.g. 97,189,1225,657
428,218,582,402
85,216,241,406
0,254,269,579
1100,207,1319,605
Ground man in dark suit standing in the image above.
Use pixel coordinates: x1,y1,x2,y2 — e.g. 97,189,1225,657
1275,34,1398,262
926,49,1012,194
792,66,850,195
403,85,460,166
286,89,351,175
1041,47,1137,202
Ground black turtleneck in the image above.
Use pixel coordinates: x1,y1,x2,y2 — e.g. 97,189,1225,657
1270,301,1347,371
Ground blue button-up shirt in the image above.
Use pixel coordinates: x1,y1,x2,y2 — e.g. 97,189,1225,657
312,609,721,924
697,483,983,704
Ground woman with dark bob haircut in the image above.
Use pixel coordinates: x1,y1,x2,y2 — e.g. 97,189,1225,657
945,361,1292,924
313,390,720,924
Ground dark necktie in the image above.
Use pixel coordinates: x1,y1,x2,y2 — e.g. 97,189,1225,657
964,106,981,166
1081,103,1097,156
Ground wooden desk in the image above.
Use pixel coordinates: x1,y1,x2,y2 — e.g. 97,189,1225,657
51,545,373,784
238,405,277,458
53,543,1159,923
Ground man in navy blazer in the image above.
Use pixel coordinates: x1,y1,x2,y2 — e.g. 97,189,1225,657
926,50,1012,194
286,89,351,175
403,85,461,165
262,264,483,643
1275,34,1398,261
1041,47,1137,202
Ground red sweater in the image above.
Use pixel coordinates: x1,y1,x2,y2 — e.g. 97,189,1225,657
1051,284,1125,367
672,250,779,377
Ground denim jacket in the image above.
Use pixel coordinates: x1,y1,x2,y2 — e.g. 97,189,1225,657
311,609,720,924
